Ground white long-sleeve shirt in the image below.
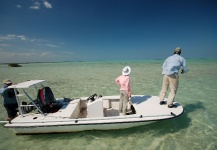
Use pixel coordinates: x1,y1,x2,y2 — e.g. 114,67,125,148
162,54,189,75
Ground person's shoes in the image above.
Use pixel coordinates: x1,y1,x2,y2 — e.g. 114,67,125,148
168,104,177,108
159,101,167,105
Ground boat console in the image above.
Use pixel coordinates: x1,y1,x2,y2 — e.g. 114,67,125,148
87,97,104,118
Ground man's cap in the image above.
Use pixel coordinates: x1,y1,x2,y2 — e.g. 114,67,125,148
3,79,12,85
174,47,181,54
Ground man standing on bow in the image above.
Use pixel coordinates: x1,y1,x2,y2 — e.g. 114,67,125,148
159,47,189,108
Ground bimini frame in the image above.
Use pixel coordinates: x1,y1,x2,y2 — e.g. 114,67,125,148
8,80,46,117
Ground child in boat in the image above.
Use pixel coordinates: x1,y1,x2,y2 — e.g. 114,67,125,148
115,66,131,115
0,79,19,122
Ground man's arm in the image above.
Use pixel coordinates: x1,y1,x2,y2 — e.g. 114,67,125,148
181,59,189,74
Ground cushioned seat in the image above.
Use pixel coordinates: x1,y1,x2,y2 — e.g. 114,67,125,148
37,87,62,113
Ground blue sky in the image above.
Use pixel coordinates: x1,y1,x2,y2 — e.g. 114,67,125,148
0,0,217,63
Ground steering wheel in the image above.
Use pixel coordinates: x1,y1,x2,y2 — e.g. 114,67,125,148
87,93,97,101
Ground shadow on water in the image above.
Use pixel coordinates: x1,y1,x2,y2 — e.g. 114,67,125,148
23,101,205,141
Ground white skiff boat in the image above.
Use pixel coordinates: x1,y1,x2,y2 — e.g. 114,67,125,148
3,80,184,135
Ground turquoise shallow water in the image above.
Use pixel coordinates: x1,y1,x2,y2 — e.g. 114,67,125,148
0,59,217,150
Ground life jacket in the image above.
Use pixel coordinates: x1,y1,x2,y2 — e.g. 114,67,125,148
2,88,18,105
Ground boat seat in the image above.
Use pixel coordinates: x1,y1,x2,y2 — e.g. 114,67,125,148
49,99,80,119
20,101,35,114
37,87,63,113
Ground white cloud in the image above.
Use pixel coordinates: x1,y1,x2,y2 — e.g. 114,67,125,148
44,1,52,9
17,35,25,38
0,34,15,40
0,34,65,63
30,39,36,42
29,1,52,10
17,5,21,8
17,35,28,40
46,44,58,48
30,2,40,9
0,34,42,42
30,6,39,9
0,34,29,41
0,34,60,50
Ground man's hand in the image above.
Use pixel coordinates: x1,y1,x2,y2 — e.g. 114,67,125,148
181,69,184,74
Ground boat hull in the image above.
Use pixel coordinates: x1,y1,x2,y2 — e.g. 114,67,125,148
11,120,156,135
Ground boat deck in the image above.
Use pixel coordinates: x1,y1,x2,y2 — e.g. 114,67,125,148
131,95,183,118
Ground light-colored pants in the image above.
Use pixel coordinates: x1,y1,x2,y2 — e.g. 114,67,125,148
159,74,179,105
119,90,129,115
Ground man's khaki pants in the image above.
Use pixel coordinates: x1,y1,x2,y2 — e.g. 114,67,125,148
159,74,179,105
119,90,129,115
